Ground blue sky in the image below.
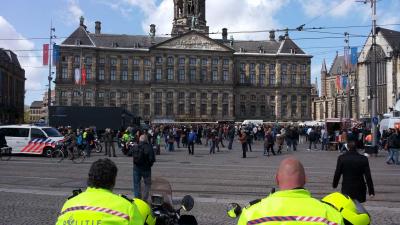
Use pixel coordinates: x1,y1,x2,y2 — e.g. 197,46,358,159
0,0,399,105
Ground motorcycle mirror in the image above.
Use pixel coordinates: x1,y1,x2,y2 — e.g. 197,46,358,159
181,195,194,211
226,203,242,218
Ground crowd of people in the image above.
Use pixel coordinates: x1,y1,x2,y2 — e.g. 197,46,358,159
56,121,400,165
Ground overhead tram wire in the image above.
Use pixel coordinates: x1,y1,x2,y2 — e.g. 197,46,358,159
0,23,399,41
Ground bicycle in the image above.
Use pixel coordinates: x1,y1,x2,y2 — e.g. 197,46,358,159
0,146,12,161
51,143,86,164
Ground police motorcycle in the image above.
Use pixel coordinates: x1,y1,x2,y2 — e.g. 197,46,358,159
137,177,198,225
226,189,370,225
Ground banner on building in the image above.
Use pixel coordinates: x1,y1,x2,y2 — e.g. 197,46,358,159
341,75,348,91
52,44,60,66
74,68,81,85
81,64,86,85
336,75,341,92
344,47,350,71
351,47,358,65
42,44,49,66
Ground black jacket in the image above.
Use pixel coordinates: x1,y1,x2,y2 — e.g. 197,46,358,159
134,142,155,171
332,151,375,203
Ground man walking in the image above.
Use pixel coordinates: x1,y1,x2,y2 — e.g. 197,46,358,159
239,130,247,158
386,127,400,165
333,138,375,203
227,125,235,150
133,135,155,201
187,129,197,155
104,128,116,157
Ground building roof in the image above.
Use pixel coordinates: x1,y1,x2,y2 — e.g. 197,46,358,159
321,59,327,73
378,27,400,50
30,101,43,108
88,34,170,49
328,55,356,76
222,40,280,54
0,48,22,68
62,23,307,55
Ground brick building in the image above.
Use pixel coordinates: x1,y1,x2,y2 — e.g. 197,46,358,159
0,49,25,124
55,0,312,122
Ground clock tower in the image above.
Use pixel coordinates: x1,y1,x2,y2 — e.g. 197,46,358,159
171,0,209,37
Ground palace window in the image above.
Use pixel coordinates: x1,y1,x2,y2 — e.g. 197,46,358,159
212,70,218,81
122,58,128,65
200,104,207,115
144,70,150,81
167,68,174,80
179,57,185,65
86,66,92,80
201,69,207,81
178,104,185,115
156,68,162,80
167,57,174,65
212,58,219,65
179,69,185,81
166,103,174,115
110,68,116,80
223,70,229,81
223,59,229,66
156,56,163,64
190,57,197,65
98,68,105,80
122,70,128,81
133,70,139,81
133,58,140,65
222,104,229,116
110,58,117,66
61,66,68,79
190,69,196,81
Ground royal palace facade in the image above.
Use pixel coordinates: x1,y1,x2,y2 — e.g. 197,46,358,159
55,0,312,122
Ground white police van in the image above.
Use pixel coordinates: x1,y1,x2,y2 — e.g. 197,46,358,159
0,125,64,156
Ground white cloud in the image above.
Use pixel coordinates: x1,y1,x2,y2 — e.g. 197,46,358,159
60,0,84,26
105,0,289,40
298,0,360,19
0,16,46,104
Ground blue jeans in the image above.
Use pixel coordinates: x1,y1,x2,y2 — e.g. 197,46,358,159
133,168,151,201
387,148,400,164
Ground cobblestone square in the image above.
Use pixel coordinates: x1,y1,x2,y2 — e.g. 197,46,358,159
0,141,399,225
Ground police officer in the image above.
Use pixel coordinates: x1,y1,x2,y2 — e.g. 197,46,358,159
237,158,344,225
55,158,144,225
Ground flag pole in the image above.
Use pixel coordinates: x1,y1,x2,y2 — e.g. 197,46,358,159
80,47,83,106
47,20,55,125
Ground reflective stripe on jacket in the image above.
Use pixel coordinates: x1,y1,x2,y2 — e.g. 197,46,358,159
238,189,344,225
56,187,144,225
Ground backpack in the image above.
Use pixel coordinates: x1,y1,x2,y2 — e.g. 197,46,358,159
133,144,154,167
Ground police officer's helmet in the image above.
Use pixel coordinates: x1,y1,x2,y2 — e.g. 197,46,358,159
134,198,156,225
322,192,370,225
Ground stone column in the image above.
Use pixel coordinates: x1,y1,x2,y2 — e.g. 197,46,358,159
229,92,234,118
128,57,133,81
196,90,201,119
116,57,121,81
68,55,73,80
229,59,234,85
275,91,281,120
92,57,97,81
217,92,222,118
162,89,167,117
297,96,301,121
276,61,281,86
